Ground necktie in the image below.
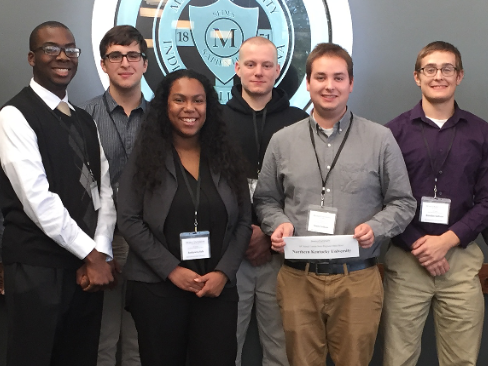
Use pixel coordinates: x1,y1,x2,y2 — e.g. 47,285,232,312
57,101,71,116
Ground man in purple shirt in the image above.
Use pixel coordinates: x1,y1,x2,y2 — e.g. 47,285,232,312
383,41,488,366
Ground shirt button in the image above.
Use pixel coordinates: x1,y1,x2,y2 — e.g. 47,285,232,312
326,188,331,192
339,128,343,132
327,165,331,170
439,192,443,196
439,170,443,174
327,143,332,147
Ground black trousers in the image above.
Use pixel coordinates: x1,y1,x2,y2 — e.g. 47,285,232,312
4,263,103,366
127,281,238,366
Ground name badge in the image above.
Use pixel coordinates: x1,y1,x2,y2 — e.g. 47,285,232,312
180,231,211,260
248,178,258,203
307,205,337,234
90,181,101,211
419,197,451,224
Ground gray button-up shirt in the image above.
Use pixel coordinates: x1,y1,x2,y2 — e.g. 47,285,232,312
254,109,416,261
81,89,147,188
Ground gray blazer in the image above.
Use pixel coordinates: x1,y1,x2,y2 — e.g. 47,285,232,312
117,148,252,286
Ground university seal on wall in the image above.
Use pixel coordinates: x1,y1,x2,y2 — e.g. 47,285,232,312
92,0,353,109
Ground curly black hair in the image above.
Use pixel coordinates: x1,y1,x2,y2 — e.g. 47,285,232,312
133,69,247,204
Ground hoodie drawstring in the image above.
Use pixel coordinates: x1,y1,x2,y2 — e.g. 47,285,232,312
253,108,267,175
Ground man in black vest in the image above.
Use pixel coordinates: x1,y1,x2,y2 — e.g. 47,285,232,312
0,21,116,366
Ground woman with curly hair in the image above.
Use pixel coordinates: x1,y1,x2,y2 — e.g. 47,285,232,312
117,69,252,366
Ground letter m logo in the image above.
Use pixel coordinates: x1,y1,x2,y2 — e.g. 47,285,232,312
212,29,237,49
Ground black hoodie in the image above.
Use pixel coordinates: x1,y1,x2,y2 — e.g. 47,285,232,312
223,85,309,180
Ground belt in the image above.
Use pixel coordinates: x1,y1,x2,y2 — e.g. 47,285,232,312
284,258,376,275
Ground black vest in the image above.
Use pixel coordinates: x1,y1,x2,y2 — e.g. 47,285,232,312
0,87,101,268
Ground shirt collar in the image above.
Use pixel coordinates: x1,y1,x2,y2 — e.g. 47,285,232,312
310,107,352,135
29,78,73,111
104,88,147,113
410,100,464,128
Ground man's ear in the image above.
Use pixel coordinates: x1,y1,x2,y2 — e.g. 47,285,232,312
456,69,464,86
101,59,108,74
142,58,148,74
413,71,421,87
28,51,36,67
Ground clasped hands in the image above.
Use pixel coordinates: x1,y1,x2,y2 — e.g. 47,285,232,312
168,266,228,297
76,249,119,292
411,231,459,277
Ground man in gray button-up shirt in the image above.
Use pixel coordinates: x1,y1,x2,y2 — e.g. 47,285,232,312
254,43,416,366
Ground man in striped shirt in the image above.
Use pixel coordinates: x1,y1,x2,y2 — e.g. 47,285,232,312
82,25,148,366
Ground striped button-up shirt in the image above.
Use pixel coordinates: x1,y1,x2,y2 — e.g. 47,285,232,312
82,89,147,191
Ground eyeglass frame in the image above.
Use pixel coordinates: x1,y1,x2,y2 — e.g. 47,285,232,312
417,64,458,77
103,51,147,63
32,45,81,58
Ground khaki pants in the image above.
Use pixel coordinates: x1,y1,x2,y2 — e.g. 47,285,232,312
276,264,383,366
382,243,484,366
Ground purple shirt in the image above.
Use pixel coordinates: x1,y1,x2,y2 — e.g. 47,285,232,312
387,101,488,250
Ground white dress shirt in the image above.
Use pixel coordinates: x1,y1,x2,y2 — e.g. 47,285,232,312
0,79,115,260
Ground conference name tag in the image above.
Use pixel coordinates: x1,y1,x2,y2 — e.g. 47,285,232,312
307,206,337,234
283,235,359,260
419,197,451,225
180,231,211,261
248,178,258,203
90,181,101,211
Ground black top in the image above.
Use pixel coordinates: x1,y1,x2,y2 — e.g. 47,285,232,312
164,152,228,275
155,152,236,300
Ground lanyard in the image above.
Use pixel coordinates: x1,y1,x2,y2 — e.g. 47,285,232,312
420,122,456,198
308,113,354,207
178,154,202,232
102,94,130,160
30,87,96,186
252,108,267,175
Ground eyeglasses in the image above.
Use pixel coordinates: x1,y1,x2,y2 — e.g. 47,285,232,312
418,65,457,77
104,51,146,63
32,45,81,58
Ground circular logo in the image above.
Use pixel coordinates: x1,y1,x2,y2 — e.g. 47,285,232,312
204,19,242,58
92,0,353,109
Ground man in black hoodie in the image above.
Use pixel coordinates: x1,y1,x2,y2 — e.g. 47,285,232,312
223,36,308,366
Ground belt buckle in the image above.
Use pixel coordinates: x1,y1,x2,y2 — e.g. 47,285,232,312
315,261,330,276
